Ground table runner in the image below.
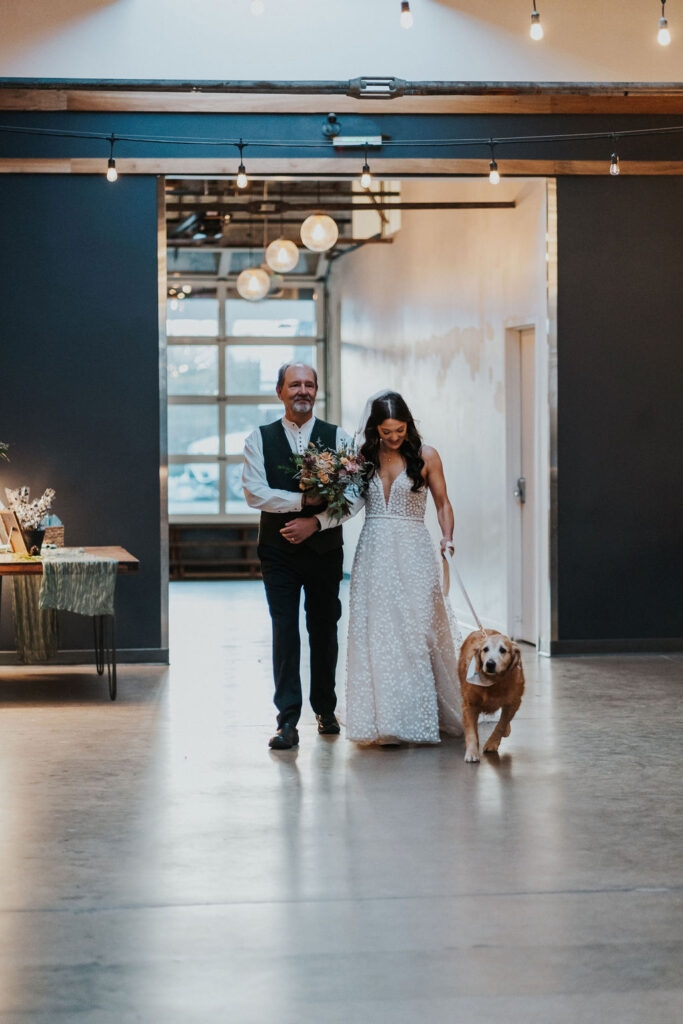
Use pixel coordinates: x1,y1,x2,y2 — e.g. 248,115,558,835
11,549,118,663
39,548,117,617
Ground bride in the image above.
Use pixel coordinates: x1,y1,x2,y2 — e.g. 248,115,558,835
345,391,463,745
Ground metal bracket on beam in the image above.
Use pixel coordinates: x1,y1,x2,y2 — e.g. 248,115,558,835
347,77,406,99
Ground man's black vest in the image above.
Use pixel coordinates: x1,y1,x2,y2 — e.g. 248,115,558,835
258,419,343,553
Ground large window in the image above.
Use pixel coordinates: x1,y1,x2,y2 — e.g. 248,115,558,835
167,278,323,519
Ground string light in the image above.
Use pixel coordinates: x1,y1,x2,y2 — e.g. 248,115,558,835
658,1,671,44
360,153,372,189
236,140,248,189
6,121,683,167
530,1,543,40
106,135,118,182
400,2,413,29
610,152,621,175
488,143,500,184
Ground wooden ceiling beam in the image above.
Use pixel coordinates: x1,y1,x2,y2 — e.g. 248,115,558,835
2,157,683,176
3,89,683,115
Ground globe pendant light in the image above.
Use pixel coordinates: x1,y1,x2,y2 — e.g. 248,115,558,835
236,266,271,301
300,213,339,253
265,237,300,272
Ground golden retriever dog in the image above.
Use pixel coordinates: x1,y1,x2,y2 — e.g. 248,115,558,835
458,629,525,763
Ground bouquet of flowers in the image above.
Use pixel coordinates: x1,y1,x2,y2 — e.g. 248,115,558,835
5,486,56,530
288,440,369,522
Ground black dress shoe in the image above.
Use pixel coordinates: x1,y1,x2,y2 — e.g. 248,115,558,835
268,724,299,750
316,713,341,735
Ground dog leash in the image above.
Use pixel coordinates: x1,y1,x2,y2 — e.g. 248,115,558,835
441,548,488,643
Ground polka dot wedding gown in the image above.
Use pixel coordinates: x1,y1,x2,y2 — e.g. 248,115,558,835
345,468,464,744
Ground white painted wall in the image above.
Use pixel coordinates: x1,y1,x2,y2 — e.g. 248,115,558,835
0,0,679,81
333,178,548,638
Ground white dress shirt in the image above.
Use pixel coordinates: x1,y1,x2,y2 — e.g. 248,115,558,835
242,415,352,531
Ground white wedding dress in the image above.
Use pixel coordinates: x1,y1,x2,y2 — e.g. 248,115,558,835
345,467,464,744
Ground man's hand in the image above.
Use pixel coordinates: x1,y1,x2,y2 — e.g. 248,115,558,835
302,490,325,507
280,517,320,545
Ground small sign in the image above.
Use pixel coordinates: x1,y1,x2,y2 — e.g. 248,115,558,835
0,510,27,553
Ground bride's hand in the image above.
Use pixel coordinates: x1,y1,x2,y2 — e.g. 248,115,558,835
440,538,454,556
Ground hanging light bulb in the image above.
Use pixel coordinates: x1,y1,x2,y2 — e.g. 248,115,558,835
251,0,265,14
658,1,671,44
106,135,118,182
265,238,300,273
610,153,621,176
236,266,271,301
485,142,501,184
236,140,248,189
360,154,372,189
300,214,339,252
400,2,413,29
530,1,543,40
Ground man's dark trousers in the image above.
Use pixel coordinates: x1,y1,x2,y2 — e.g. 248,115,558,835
259,541,343,729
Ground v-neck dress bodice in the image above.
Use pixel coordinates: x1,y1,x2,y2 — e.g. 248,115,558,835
345,465,463,744
367,467,428,520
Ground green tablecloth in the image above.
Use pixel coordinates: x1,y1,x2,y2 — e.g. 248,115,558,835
12,549,117,663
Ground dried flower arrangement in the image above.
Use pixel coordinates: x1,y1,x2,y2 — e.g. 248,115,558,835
5,486,56,530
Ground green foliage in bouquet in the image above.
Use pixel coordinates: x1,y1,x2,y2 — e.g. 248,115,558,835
284,440,370,523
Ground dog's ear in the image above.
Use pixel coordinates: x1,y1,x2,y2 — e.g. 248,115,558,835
510,643,522,670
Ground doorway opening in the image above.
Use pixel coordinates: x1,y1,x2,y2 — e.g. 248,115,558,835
161,174,555,651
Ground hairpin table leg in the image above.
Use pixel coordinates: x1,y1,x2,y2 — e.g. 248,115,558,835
93,614,117,701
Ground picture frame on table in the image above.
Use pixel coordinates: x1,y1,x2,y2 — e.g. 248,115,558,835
0,510,28,553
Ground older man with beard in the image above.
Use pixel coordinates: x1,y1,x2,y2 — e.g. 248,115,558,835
242,363,351,750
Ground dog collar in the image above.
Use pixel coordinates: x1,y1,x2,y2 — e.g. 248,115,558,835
466,656,497,687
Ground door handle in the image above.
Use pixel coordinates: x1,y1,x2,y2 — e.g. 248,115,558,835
514,476,526,503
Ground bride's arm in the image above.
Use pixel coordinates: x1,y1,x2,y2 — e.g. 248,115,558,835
423,445,454,554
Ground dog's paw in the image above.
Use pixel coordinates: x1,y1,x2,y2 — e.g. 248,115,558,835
464,747,480,763
483,739,501,754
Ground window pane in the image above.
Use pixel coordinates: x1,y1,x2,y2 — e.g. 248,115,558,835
167,289,219,337
226,404,281,454
226,298,316,338
168,345,219,396
226,345,315,396
226,463,256,516
168,405,219,456
168,463,219,516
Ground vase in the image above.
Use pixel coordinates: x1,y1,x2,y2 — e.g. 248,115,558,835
21,528,45,556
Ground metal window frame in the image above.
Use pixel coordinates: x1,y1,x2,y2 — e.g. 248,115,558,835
167,280,326,524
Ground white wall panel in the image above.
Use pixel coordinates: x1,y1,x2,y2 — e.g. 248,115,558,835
334,178,548,636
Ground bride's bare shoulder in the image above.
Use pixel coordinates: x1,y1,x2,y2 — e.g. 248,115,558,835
420,444,440,463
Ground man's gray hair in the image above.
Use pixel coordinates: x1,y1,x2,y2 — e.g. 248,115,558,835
276,362,318,391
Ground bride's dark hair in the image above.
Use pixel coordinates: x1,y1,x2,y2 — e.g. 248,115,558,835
360,392,425,492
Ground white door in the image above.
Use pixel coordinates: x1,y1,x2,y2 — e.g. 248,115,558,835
507,327,536,644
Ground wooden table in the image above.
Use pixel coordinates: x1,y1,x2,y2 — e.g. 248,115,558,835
0,546,139,700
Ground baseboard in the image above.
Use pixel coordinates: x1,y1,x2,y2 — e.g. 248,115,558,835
0,648,170,666
550,638,683,655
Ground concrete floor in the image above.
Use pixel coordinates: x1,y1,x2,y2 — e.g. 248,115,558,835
0,580,681,1023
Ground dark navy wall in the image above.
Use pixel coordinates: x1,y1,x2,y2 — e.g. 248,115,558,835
556,177,683,650
1,111,683,162
0,175,163,656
